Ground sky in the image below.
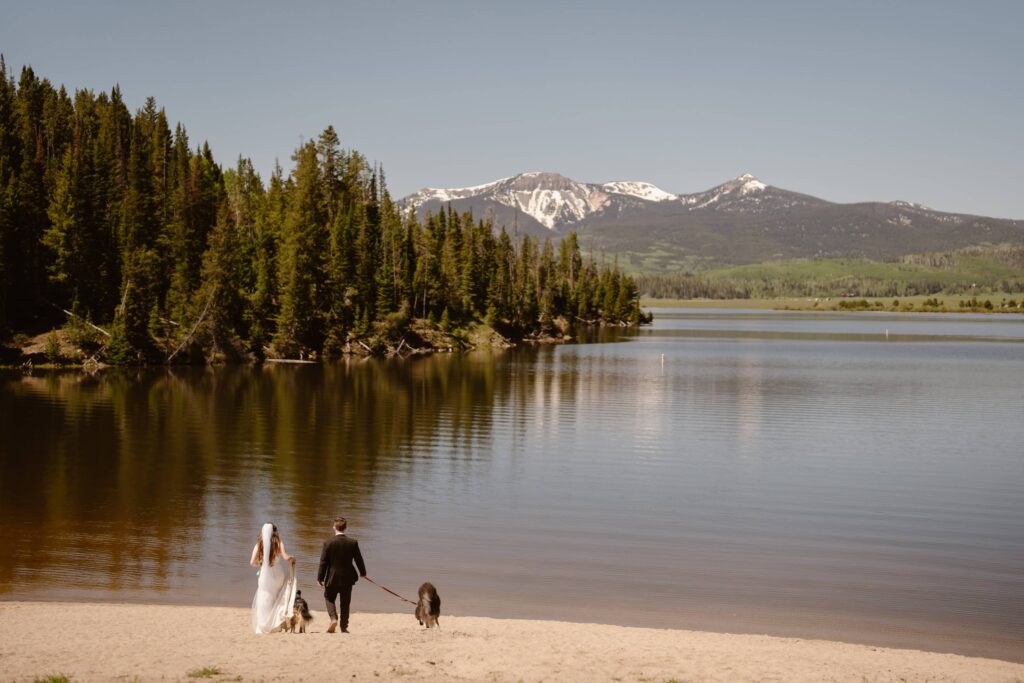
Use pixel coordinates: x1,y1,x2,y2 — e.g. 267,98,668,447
2,0,1022,217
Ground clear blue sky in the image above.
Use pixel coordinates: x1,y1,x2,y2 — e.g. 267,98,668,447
3,0,1021,217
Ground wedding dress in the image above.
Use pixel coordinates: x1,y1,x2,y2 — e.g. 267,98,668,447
251,523,298,633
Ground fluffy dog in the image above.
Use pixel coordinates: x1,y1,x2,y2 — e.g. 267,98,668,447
415,582,441,629
282,589,314,633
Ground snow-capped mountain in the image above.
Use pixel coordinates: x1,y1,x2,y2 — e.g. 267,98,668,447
403,171,809,232
401,171,1023,268
404,172,677,231
681,173,766,209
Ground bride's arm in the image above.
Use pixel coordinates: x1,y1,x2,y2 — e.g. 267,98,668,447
280,541,294,564
249,544,260,567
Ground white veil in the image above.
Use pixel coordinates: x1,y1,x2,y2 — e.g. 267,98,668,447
260,522,273,569
251,522,298,633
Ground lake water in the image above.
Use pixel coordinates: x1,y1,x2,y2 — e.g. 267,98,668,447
2,309,1022,661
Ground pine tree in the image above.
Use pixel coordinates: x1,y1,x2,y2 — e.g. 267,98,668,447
514,234,538,329
537,238,556,330
439,206,463,318
245,162,283,356
412,213,441,319
0,177,8,338
90,85,131,317
558,232,583,315
107,246,160,363
42,147,76,291
108,109,166,362
9,67,52,329
0,58,13,336
323,203,358,356
69,88,116,319
274,141,325,357
486,228,515,329
163,124,195,324
316,125,343,220
187,200,243,361
353,198,379,324
374,205,399,319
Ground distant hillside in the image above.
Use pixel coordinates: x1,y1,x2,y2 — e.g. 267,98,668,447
635,244,1024,299
402,173,1024,272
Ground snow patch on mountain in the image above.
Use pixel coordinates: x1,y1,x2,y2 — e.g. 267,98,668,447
601,181,677,203
405,172,676,230
515,189,594,229
404,177,511,208
682,173,768,209
482,173,610,229
890,200,932,211
736,173,767,192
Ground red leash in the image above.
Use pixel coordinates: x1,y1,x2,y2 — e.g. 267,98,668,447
363,576,416,605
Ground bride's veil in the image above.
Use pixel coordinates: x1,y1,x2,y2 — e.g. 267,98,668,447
260,522,273,568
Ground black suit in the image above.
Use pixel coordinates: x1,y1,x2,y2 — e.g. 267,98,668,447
317,533,367,629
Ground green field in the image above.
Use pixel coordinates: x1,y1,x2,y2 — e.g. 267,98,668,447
709,255,1023,288
636,245,1024,302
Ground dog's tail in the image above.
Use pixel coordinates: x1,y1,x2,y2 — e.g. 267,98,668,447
300,603,314,620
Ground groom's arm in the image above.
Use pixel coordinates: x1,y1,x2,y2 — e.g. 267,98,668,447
353,541,367,578
317,541,329,586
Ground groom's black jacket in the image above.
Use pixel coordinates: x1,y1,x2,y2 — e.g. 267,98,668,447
318,534,367,589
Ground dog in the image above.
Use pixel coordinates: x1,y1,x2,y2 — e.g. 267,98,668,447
282,589,314,633
415,582,441,629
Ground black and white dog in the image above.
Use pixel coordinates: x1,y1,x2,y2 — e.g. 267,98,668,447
283,589,313,633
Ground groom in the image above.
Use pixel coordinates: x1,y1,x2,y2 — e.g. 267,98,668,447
317,517,367,633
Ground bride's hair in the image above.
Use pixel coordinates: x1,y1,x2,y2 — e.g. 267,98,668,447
255,524,282,566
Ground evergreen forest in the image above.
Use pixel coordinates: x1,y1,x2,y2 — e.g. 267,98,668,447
0,62,647,364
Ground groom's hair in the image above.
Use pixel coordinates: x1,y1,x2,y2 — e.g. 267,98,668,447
334,517,347,532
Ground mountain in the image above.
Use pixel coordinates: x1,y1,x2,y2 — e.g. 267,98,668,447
402,173,1024,271
403,171,677,235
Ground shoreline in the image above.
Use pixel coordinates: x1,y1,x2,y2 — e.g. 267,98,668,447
2,316,637,370
642,295,1024,313
2,602,1022,682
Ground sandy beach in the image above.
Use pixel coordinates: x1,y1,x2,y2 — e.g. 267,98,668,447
1,602,1021,682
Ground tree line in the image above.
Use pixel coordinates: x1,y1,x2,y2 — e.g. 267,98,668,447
637,273,1024,300
634,273,958,299
0,61,647,363
636,244,1024,301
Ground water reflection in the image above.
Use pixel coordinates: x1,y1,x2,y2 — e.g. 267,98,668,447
0,357,517,599
1,313,1023,662
735,356,764,453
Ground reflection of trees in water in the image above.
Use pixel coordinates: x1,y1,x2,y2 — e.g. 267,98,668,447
257,356,507,507
0,356,511,596
0,370,203,593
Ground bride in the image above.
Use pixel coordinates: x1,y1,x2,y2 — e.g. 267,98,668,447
249,523,298,633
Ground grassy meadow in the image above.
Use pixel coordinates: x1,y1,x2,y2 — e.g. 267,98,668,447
638,245,1024,312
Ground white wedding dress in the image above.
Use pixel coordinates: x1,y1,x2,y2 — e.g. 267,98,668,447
251,523,298,633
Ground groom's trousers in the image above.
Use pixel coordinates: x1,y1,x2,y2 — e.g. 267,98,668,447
324,584,353,629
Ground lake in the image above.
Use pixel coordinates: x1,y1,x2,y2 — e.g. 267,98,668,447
1,309,1022,661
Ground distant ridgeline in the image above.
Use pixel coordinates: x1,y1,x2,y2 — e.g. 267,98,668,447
636,244,1024,300
0,62,647,364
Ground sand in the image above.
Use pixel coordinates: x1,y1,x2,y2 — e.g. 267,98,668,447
0,602,1021,682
